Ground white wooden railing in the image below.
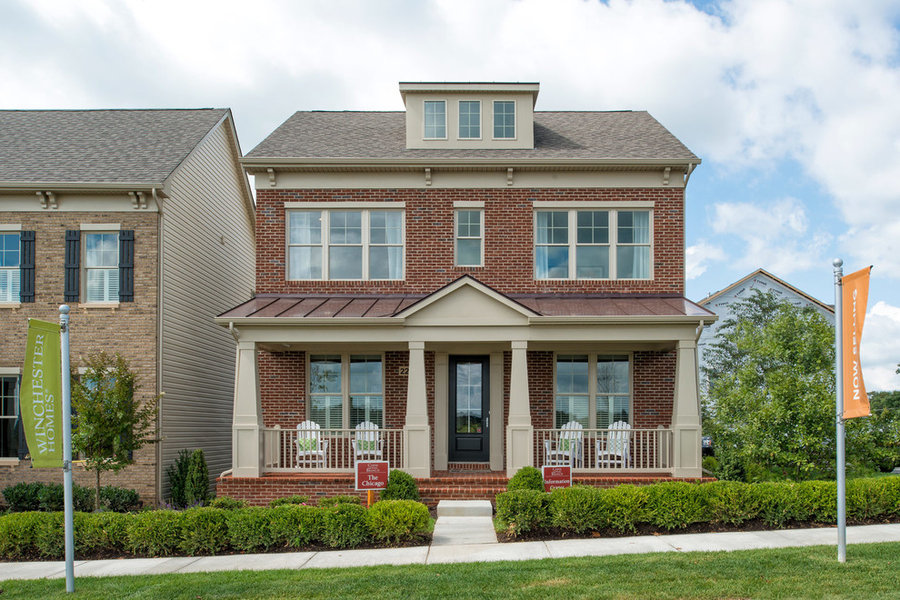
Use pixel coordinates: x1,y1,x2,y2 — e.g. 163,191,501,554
534,426,673,472
262,426,404,473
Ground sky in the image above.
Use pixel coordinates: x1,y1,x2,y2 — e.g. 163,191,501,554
2,0,899,390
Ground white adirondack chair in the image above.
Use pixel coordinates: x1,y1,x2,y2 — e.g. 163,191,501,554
544,421,584,468
295,420,329,468
596,420,631,469
351,421,383,461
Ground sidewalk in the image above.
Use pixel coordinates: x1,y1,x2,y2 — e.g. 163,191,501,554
3,523,899,581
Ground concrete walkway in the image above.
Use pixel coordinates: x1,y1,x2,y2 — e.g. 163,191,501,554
3,522,899,582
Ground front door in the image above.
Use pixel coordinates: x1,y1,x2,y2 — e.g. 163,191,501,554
449,355,489,462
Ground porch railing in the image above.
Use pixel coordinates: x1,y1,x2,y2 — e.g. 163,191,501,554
263,426,404,473
534,426,673,472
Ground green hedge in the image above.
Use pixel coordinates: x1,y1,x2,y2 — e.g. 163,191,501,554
0,498,432,560
2,482,141,513
496,476,900,536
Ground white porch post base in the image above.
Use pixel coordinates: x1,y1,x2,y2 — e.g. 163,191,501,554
402,425,431,478
672,339,702,478
232,425,264,477
506,425,534,477
672,426,702,477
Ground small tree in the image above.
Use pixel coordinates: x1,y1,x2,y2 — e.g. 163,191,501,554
71,352,157,510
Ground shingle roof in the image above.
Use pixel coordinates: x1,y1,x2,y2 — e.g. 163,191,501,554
0,109,229,184
245,111,698,162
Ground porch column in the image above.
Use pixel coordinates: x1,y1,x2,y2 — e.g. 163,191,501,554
506,340,533,476
232,341,264,478
672,339,702,477
403,341,431,478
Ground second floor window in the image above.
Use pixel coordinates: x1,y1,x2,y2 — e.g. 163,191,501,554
535,209,651,280
455,209,483,267
288,210,403,280
424,100,446,139
458,101,481,139
493,101,515,139
84,232,119,302
0,233,20,302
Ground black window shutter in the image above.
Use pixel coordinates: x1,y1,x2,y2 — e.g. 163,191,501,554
64,230,80,302
19,231,35,302
119,230,134,302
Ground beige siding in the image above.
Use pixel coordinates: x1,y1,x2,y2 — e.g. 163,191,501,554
159,119,255,499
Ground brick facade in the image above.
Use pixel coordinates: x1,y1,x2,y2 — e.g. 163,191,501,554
255,187,684,296
0,211,159,503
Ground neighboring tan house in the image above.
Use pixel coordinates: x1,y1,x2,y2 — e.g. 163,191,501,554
216,82,714,505
0,109,255,505
697,268,835,377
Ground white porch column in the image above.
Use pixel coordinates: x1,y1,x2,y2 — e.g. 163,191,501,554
232,341,264,477
403,341,431,478
672,339,702,477
506,340,533,476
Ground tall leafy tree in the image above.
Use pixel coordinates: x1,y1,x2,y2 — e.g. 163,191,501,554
71,352,158,509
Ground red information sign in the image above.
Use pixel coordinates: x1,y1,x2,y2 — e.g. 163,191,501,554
355,461,390,491
542,465,571,492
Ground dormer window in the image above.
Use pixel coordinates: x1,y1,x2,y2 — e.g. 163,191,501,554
493,101,516,139
424,101,446,139
458,101,481,139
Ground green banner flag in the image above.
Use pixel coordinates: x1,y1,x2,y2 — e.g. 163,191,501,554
21,319,63,468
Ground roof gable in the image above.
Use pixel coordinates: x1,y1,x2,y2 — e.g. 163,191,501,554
699,268,834,314
396,276,537,325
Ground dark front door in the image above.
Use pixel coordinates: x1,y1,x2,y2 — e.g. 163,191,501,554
449,355,489,462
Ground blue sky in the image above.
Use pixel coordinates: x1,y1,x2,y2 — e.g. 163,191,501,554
2,0,899,390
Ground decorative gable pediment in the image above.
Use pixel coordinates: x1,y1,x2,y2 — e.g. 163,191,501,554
397,276,535,327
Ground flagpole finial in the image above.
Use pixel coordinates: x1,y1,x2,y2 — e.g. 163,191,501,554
59,304,70,315
833,258,843,268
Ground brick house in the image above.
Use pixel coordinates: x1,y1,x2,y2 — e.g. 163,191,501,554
0,109,255,504
215,83,714,505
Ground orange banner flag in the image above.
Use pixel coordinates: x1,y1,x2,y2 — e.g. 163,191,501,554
842,266,872,419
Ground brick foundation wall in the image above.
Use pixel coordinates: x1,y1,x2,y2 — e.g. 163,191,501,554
0,211,159,505
255,188,684,296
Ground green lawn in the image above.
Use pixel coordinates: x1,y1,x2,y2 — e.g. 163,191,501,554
2,542,899,599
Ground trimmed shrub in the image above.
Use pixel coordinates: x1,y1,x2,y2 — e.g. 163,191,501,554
604,484,649,533
37,483,65,512
751,482,796,527
495,489,550,535
209,496,248,510
178,507,228,555
126,510,182,556
318,495,361,508
551,485,606,533
367,500,430,544
74,486,95,512
794,480,836,523
269,495,310,508
270,505,324,548
646,482,708,530
75,511,128,555
100,486,141,512
3,482,43,512
34,511,65,558
322,503,369,548
507,466,544,492
380,469,419,501
702,481,758,526
226,507,277,552
185,449,210,507
0,512,44,558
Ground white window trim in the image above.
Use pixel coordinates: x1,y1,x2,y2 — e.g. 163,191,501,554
492,100,517,140
0,228,21,305
532,201,655,209
82,230,120,304
454,208,484,268
453,201,484,208
534,209,654,280
553,352,633,429
423,99,448,140
457,99,482,140
80,223,121,231
286,208,406,281
0,224,22,232
0,370,21,462
307,353,385,429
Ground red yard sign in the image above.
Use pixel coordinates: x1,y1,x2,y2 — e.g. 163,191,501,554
542,465,571,492
355,460,389,491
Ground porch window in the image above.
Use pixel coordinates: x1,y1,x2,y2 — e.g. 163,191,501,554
555,354,631,428
288,210,403,280
535,209,651,280
308,354,383,428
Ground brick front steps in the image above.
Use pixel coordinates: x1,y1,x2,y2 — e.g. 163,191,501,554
217,472,715,508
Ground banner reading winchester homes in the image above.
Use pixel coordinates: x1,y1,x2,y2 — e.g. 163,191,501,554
20,319,63,468
842,267,872,419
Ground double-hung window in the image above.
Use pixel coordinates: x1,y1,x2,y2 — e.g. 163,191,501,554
0,233,20,303
554,354,631,429
0,375,19,458
455,209,483,267
84,232,119,302
288,209,403,280
458,101,481,139
424,100,447,139
309,355,383,429
493,101,515,139
535,209,651,279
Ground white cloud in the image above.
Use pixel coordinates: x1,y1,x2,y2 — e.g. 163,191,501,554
709,198,831,274
861,301,900,392
686,242,726,279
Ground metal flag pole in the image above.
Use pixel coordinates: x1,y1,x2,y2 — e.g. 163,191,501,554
833,259,846,563
60,305,75,592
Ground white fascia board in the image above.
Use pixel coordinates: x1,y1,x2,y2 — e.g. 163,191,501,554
528,314,716,325
241,157,700,170
0,181,166,193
